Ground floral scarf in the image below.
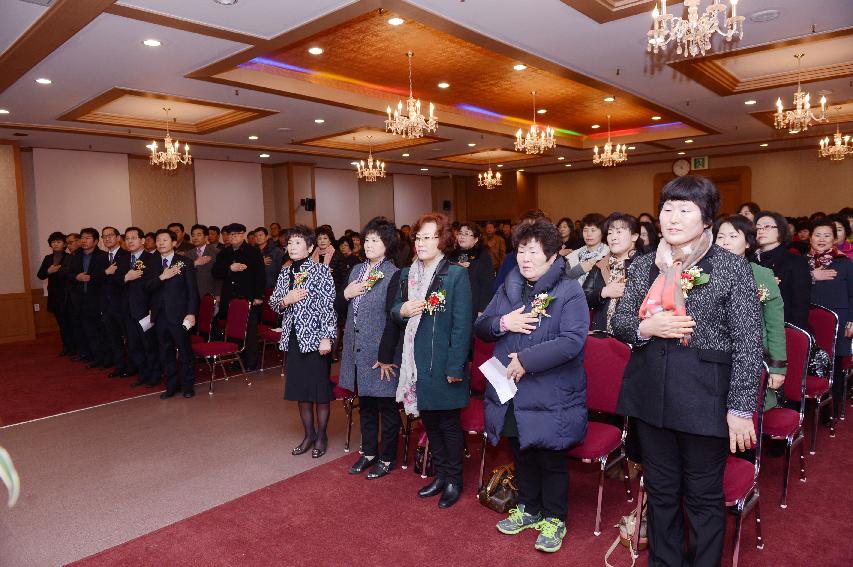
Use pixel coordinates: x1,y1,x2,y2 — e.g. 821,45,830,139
807,246,845,272
396,255,443,417
310,245,334,266
639,229,712,346
601,252,634,334
576,243,608,285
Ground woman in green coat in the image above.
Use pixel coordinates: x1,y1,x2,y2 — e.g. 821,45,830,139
715,215,787,409
393,212,472,509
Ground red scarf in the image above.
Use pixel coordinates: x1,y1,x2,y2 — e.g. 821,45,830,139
807,246,845,271
639,230,712,345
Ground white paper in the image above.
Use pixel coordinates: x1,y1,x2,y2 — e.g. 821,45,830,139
479,356,517,404
138,314,153,333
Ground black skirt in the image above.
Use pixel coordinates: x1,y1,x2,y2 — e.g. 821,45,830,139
283,326,333,403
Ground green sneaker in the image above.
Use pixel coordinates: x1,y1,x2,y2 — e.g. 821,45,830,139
534,518,566,553
496,504,542,535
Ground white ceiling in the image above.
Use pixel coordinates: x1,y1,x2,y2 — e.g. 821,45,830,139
0,0,851,175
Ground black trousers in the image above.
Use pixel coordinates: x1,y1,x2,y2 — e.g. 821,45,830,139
80,306,109,364
126,315,160,384
53,304,76,353
103,309,128,371
155,321,195,394
636,419,728,567
509,437,569,521
421,409,464,485
360,396,400,462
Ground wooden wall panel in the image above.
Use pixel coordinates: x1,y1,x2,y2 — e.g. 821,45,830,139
31,289,59,335
0,293,34,344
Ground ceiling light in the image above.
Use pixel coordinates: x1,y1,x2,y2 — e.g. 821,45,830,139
604,96,615,103
248,135,258,140
496,164,503,168
148,108,191,171
537,109,547,114
677,151,686,155
513,64,527,71
401,153,410,157
684,139,694,143
750,9,780,23
213,0,238,4
276,127,293,131
651,115,661,120
557,156,565,160
0,109,9,115
388,17,405,26
564,163,572,167
142,39,161,47
517,169,525,172
467,143,476,147
591,124,600,129
437,82,450,89
627,146,636,150
259,153,270,158
350,161,359,166
308,47,324,55
744,99,757,105
35,78,52,85
515,91,555,154
314,118,325,124
420,168,429,171
759,143,769,147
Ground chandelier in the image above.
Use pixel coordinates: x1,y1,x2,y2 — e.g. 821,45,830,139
819,109,851,162
478,162,502,190
647,0,745,58
592,115,628,167
385,51,436,139
774,54,827,134
514,91,555,155
147,108,191,171
355,136,386,182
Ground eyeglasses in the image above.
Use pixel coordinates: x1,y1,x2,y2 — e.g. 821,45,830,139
414,235,440,243
755,225,778,232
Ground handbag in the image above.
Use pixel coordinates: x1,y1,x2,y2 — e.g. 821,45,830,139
413,445,435,477
477,463,518,513
604,503,647,567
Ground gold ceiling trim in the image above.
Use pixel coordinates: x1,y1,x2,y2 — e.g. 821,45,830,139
295,126,447,152
559,0,657,23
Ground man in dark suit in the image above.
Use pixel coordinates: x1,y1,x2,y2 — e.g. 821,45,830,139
208,225,223,249
117,227,160,388
68,227,110,368
100,226,131,376
188,223,221,298
145,229,199,399
212,223,265,371
168,222,195,255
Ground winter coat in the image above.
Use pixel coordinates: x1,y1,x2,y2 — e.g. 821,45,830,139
269,258,337,353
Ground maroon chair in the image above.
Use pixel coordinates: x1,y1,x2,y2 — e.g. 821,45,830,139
724,364,769,567
190,294,216,345
258,297,283,371
568,334,633,536
806,304,839,453
763,324,809,508
192,299,251,395
841,355,852,421
329,374,358,453
460,336,493,491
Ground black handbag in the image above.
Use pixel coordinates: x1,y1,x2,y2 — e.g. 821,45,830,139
413,445,435,477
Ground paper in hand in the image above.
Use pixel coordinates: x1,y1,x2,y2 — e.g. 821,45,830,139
479,356,518,404
138,315,153,333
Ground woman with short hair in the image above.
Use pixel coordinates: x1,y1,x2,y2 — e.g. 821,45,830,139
449,221,495,317
565,213,608,284
737,202,761,223
37,231,74,356
755,211,811,328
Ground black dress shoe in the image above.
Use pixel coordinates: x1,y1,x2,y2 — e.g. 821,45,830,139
292,435,317,456
366,461,394,480
144,382,158,388
312,435,328,459
183,391,195,398
438,483,462,509
160,391,176,399
108,370,125,378
131,379,145,387
349,455,377,475
87,362,101,369
123,369,138,378
418,477,446,498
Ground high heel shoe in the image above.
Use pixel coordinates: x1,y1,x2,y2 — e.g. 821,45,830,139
311,435,328,458
291,434,316,456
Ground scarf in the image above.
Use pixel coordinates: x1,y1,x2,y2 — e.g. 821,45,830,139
602,252,633,334
311,245,334,265
576,243,608,285
352,259,385,321
396,255,443,417
807,246,844,272
639,229,712,346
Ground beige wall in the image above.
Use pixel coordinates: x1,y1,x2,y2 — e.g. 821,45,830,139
262,165,275,227
538,147,853,220
431,176,455,222
359,175,395,228
128,156,197,234
291,164,315,227
271,164,291,226
0,144,25,294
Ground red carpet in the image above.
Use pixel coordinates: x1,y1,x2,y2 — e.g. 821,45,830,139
73,423,853,566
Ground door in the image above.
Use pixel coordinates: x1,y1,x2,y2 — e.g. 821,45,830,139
653,166,751,216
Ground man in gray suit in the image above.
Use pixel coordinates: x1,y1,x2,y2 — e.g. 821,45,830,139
188,224,221,299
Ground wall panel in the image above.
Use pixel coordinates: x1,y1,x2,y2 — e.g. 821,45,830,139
128,156,196,235
359,175,395,228
393,174,432,227
193,159,264,230
315,168,360,236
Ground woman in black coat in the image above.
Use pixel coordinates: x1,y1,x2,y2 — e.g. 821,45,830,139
612,176,763,566
37,231,75,356
448,222,495,317
755,211,811,329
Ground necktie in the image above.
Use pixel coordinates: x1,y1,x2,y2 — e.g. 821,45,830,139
163,257,168,268
131,254,136,266
197,247,203,258
109,251,114,263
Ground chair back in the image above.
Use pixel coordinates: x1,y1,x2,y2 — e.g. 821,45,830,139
225,299,252,342
261,297,280,326
583,334,631,414
470,337,494,395
808,304,839,358
196,294,216,336
750,364,770,478
783,324,811,404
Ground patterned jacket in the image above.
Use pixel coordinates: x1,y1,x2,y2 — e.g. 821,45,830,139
269,258,337,353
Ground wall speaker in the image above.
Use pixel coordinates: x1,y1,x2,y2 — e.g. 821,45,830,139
300,198,316,212
442,200,452,212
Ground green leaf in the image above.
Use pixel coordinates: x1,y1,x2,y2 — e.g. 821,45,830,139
694,273,710,286
0,447,20,508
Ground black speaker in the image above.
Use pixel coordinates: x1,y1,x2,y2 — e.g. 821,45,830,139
300,198,316,211
442,200,452,212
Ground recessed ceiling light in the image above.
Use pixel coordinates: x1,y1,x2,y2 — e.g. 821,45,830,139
627,146,636,150
214,0,238,5
497,164,504,168
684,139,694,144
517,169,525,173
388,17,405,26
248,135,258,140
677,151,686,155
760,143,769,147
557,156,565,160
744,99,757,105
537,109,547,114
314,119,325,124
603,96,615,103
651,115,662,120
276,127,293,131
467,143,476,147
308,47,323,55
142,39,161,47
591,124,600,129
0,109,9,115
259,153,270,158
513,64,527,71
35,78,52,85
350,161,359,166
420,168,429,171
750,9,780,23
564,163,572,167
437,82,450,89
401,153,410,157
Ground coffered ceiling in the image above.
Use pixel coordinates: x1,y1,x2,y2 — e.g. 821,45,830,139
0,0,851,176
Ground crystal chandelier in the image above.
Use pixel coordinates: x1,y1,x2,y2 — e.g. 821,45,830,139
478,162,502,190
592,115,628,167
775,54,827,134
514,91,555,155
819,109,851,162
355,136,386,182
385,51,436,139
647,0,744,58
147,108,191,171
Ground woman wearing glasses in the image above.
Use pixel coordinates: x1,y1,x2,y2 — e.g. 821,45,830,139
392,212,472,509
449,222,495,318
755,211,811,329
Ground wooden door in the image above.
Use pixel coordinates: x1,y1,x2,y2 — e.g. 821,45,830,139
653,166,751,217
